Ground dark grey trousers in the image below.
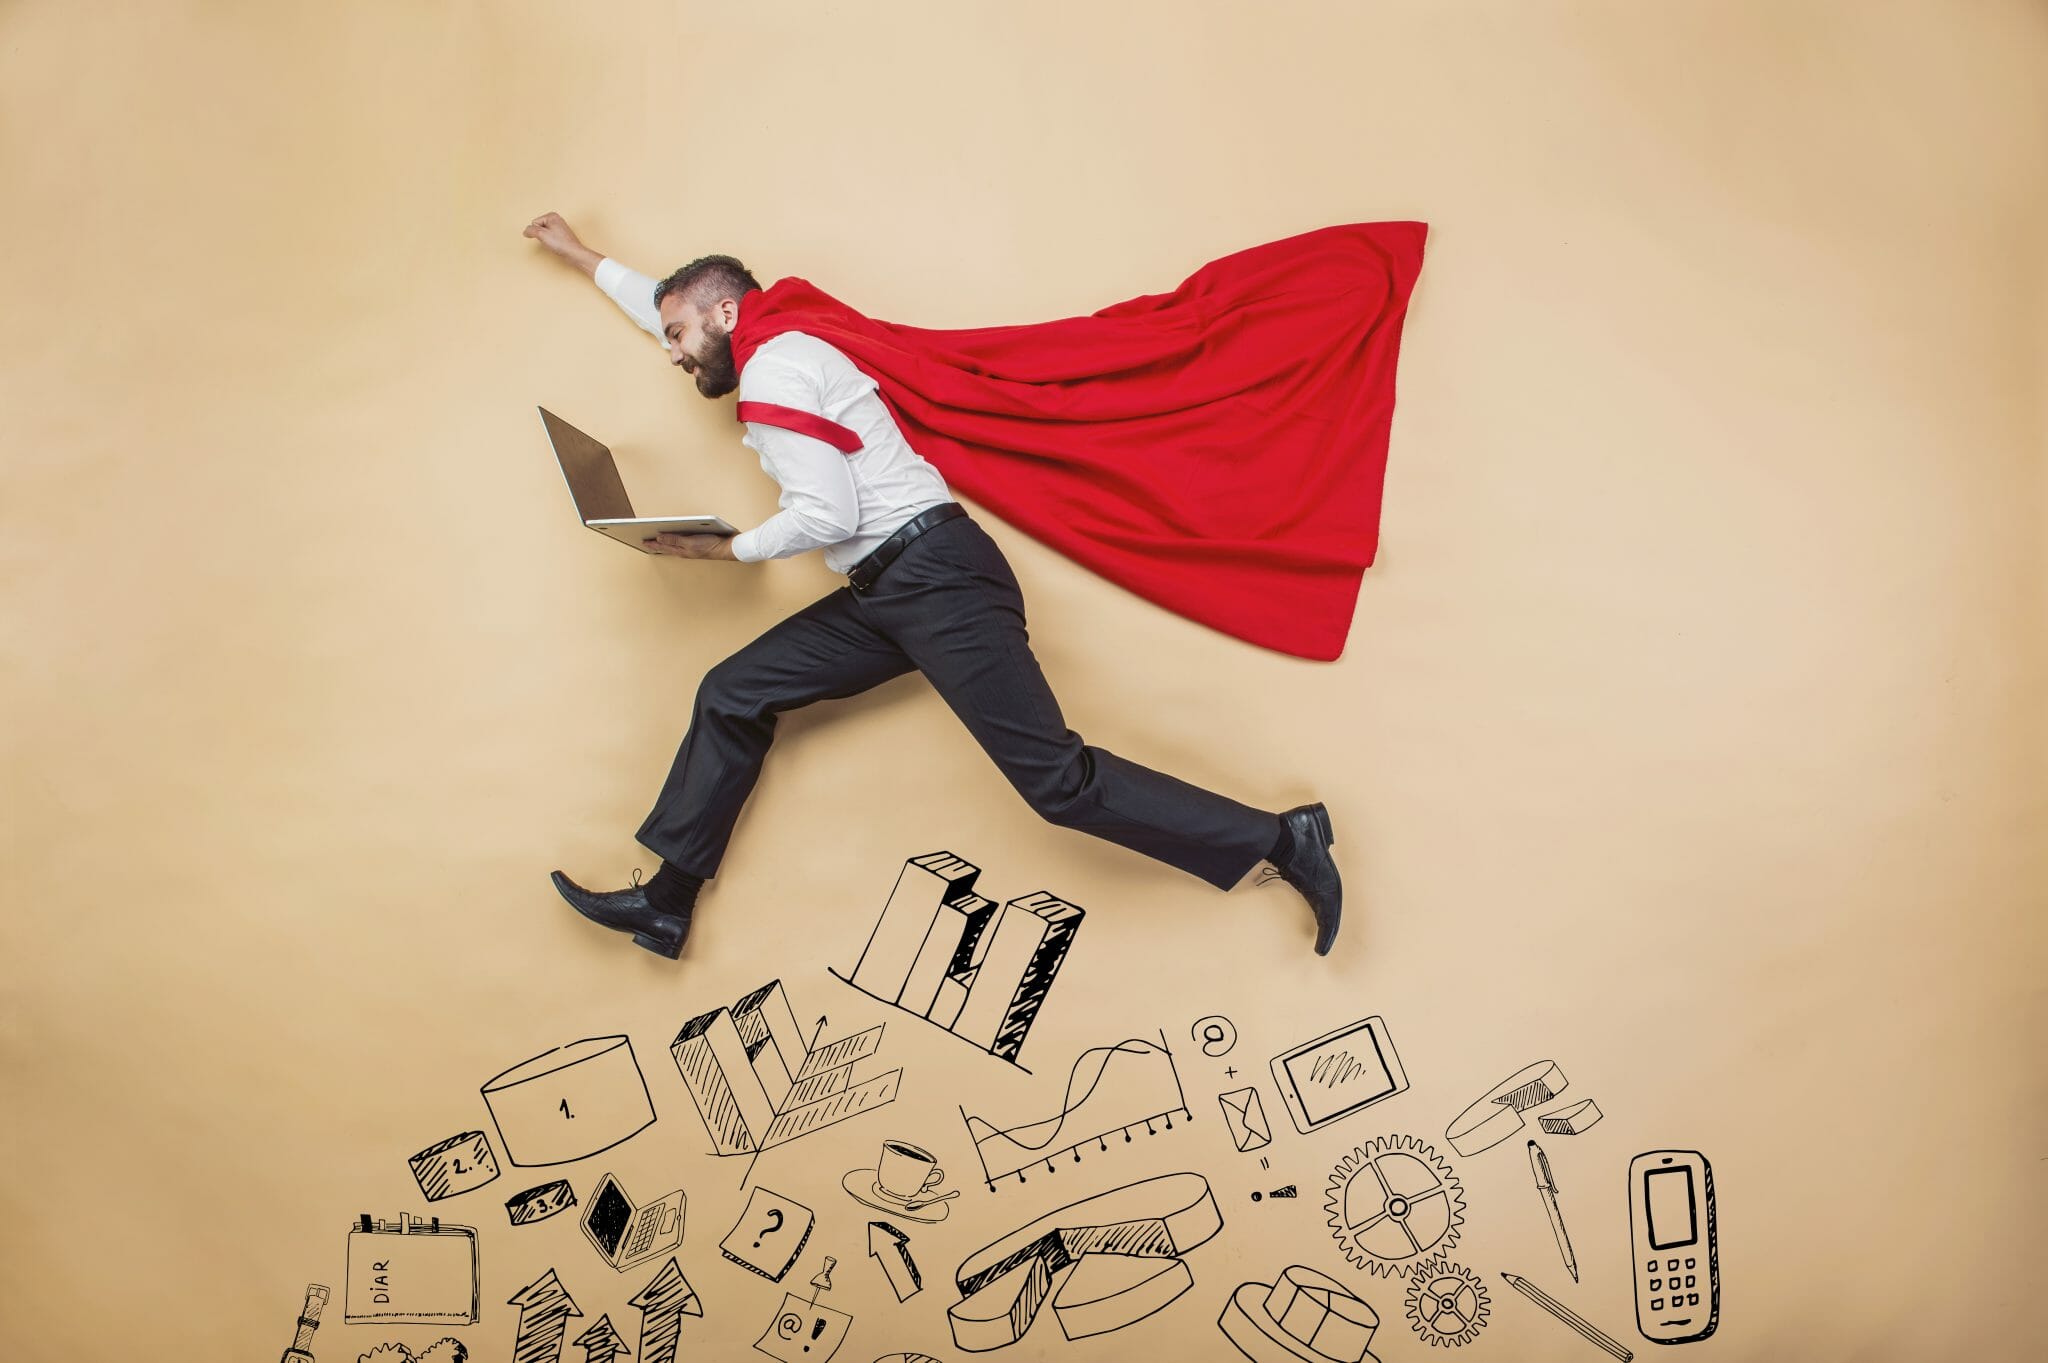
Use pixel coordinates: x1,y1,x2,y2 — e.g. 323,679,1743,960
635,514,1278,889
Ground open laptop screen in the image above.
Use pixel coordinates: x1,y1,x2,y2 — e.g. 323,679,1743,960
585,1175,633,1256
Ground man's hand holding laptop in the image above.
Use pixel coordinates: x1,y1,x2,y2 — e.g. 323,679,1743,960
643,531,738,560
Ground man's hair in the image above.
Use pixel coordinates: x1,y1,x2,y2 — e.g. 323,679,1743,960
651,254,763,312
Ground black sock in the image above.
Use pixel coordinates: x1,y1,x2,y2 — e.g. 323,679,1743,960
645,861,705,916
1267,818,1292,864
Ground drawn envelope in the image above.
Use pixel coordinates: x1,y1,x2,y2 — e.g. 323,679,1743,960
1219,1087,1273,1153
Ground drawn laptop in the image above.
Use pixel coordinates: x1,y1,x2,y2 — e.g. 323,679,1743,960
579,1171,686,1273
538,406,737,551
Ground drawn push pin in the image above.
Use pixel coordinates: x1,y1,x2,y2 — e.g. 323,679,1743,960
809,1256,837,1296
1251,1185,1299,1202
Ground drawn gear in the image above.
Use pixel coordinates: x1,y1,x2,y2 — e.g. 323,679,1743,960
1405,1260,1490,1347
1325,1135,1465,1276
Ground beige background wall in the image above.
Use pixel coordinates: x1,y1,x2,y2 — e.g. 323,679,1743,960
3,1,2042,1359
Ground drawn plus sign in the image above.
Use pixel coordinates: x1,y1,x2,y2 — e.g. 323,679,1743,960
1224,1066,1238,1079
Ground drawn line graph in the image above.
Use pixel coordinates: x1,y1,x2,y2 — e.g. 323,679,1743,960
959,1031,1190,1190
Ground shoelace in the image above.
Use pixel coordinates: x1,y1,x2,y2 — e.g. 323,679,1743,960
630,867,645,888
1255,865,1289,887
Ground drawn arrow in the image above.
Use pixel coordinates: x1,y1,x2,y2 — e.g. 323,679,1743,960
867,1221,923,1302
573,1313,629,1363
629,1256,702,1363
509,1267,584,1363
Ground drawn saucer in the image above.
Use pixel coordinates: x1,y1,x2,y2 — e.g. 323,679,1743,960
841,1168,951,1223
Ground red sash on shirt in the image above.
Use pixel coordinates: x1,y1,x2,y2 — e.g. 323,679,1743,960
728,221,1428,661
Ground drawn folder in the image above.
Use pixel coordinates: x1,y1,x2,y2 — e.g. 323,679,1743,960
344,1212,479,1325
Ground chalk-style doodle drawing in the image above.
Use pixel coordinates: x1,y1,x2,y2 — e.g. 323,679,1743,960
1540,1099,1604,1136
508,1179,577,1227
1405,1260,1489,1347
280,1282,329,1363
1444,1060,1566,1157
355,1342,467,1363
345,1213,479,1325
1628,1149,1719,1345
482,1036,657,1167
630,1257,703,1363
843,1138,957,1222
1529,1141,1579,1282
869,1221,925,1301
756,1259,853,1363
1219,1264,1383,1363
832,852,1083,1072
1326,1137,1465,1277
1219,1086,1273,1154
720,1186,817,1282
672,979,900,1175
1270,1016,1409,1135
1501,1273,1633,1361
572,1316,627,1363
408,1130,501,1201
1250,1185,1298,1202
580,1170,685,1272
872,1356,946,1363
947,1171,1222,1352
960,1031,1191,1190
510,1268,584,1363
1191,1015,1239,1058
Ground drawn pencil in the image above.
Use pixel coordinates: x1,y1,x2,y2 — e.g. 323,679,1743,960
1500,1273,1632,1362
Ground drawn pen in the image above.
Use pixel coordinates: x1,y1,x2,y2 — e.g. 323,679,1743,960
1528,1139,1578,1282
1501,1273,1632,1362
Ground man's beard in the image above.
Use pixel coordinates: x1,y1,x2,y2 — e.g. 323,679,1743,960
690,322,739,398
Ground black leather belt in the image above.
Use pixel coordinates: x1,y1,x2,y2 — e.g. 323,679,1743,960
847,502,968,593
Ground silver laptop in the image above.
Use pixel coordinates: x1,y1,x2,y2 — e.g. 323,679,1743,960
538,407,737,551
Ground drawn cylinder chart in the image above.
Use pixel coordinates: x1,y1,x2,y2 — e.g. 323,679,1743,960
482,1035,656,1167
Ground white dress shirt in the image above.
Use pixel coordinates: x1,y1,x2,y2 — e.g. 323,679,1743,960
594,258,953,573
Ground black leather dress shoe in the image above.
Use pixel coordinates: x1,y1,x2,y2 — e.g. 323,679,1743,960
550,869,691,959
1269,802,1342,955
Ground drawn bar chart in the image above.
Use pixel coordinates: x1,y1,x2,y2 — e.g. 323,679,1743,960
961,1032,1191,1190
831,852,1083,1072
671,979,899,1166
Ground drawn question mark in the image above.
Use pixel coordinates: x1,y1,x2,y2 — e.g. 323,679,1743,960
754,1206,785,1248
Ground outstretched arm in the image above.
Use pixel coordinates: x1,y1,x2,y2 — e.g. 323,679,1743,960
523,211,664,343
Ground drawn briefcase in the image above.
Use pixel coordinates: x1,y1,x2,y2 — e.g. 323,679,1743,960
344,1212,479,1325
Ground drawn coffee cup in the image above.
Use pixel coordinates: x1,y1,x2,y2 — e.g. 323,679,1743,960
876,1140,945,1203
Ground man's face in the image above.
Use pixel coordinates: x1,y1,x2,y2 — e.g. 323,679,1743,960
658,292,740,399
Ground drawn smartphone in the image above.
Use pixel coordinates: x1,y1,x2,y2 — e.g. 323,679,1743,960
1629,1149,1719,1344
1268,1015,1409,1134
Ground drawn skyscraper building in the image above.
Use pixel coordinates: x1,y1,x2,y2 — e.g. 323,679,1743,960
834,852,1084,1069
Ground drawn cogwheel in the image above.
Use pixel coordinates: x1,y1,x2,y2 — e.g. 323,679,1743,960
356,1347,414,1363
1325,1134,1465,1276
1405,1259,1490,1347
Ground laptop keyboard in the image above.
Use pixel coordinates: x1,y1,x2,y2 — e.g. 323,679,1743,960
626,1210,664,1256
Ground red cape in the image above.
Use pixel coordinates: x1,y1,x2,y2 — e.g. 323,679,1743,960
728,221,1428,661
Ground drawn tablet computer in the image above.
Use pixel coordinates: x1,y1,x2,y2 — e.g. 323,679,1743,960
1269,1015,1409,1134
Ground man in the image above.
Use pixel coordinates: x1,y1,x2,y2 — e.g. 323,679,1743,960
524,212,1342,959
